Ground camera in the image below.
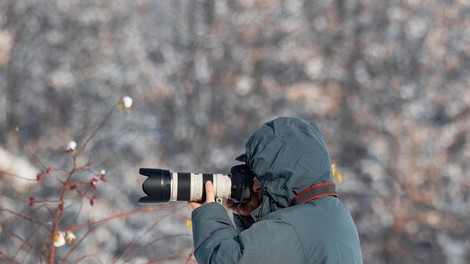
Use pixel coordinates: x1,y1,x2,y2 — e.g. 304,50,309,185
139,164,255,204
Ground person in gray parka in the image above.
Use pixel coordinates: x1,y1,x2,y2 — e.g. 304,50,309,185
189,117,363,264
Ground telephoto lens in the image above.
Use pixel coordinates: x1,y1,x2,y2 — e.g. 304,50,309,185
138,169,231,204
138,165,255,204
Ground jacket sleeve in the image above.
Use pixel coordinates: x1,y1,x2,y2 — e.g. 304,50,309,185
191,203,305,264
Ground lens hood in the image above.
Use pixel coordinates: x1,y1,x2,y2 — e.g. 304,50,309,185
139,168,172,203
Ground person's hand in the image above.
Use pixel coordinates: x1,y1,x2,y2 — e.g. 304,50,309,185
188,181,215,209
225,178,262,217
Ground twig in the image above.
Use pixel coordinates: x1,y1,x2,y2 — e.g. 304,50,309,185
17,224,43,263
143,253,188,264
0,223,40,259
65,206,161,233
186,251,196,264
62,227,96,263
112,211,174,263
0,169,36,181
73,254,104,264
130,234,192,261
74,104,117,158
23,145,48,171
0,250,21,264
0,208,51,230
0,223,35,249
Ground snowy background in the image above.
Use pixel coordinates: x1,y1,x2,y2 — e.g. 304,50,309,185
1,0,469,263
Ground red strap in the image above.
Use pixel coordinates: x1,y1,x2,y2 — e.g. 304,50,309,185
289,182,337,206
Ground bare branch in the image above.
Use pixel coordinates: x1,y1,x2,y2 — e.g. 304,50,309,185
0,208,51,231
0,169,36,181
129,234,192,261
186,251,196,264
143,253,191,264
16,224,43,263
62,227,96,263
75,104,117,158
65,206,162,233
73,254,104,264
112,211,173,263
0,223,41,258
0,250,21,264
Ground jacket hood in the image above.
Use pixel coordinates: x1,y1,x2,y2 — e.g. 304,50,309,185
237,117,332,209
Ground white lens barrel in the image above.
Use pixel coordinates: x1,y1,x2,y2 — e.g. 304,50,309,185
190,173,204,201
213,174,231,201
169,172,232,202
170,172,178,201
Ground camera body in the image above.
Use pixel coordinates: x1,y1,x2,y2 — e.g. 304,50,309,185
139,164,255,204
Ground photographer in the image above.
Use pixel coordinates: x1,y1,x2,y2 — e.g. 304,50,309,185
189,117,363,264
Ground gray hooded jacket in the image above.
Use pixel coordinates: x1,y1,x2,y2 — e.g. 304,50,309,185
191,117,362,264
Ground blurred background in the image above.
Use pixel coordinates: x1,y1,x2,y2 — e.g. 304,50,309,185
1,0,469,263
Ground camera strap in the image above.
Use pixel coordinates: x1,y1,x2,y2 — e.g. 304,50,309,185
289,182,337,206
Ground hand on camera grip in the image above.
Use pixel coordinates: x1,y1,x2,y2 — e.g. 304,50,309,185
224,190,261,217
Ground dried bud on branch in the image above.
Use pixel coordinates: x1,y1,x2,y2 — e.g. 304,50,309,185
119,96,133,113
122,96,133,108
28,197,35,207
53,232,66,248
100,169,106,181
66,141,77,152
89,195,97,206
66,181,77,190
90,178,98,188
65,231,76,244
